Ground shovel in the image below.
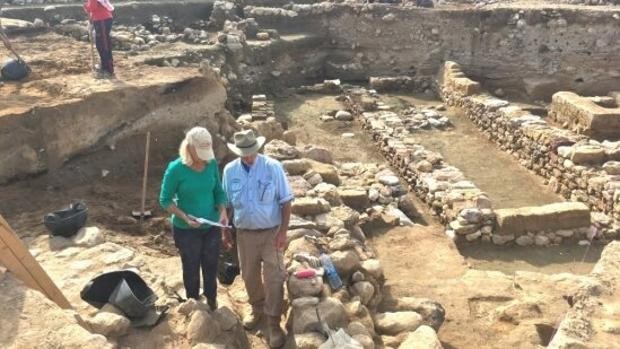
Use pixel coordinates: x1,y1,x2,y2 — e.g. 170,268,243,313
133,132,152,223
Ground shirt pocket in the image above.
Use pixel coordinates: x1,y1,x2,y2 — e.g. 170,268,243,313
258,178,275,204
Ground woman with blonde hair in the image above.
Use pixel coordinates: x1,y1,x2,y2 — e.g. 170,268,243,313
159,126,229,309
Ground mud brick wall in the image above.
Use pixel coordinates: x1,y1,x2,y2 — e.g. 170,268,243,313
440,61,620,242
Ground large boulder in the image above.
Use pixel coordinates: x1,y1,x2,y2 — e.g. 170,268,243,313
494,202,590,236
289,176,313,197
331,205,360,228
330,250,361,276
291,297,320,334
352,281,375,305
250,118,284,143
288,275,324,299
308,160,340,185
264,139,300,161
85,304,131,338
302,146,334,164
374,311,423,336
314,182,343,206
318,297,348,330
382,297,445,331
283,159,311,176
398,325,443,349
292,197,331,216
187,310,222,344
339,188,369,211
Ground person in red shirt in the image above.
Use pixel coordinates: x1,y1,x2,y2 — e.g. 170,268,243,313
84,0,115,78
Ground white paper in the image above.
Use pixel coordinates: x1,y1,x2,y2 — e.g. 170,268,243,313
188,215,232,228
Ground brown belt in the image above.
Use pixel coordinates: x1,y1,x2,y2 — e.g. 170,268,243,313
238,226,278,232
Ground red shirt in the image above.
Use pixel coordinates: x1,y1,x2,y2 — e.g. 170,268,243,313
84,0,113,22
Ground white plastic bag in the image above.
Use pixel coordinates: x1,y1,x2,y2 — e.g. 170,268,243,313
318,328,364,349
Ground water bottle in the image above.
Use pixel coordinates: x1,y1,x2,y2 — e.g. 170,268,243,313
319,253,343,290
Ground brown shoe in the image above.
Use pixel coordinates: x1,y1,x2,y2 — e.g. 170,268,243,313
267,316,286,348
242,311,262,330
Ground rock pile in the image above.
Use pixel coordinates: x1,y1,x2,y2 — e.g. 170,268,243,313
260,138,446,348
440,61,619,242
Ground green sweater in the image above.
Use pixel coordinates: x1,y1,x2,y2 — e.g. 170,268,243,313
159,158,227,229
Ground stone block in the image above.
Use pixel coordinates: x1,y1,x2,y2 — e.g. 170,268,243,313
494,202,590,236
549,91,620,140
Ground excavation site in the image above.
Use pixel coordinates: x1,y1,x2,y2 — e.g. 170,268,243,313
1,0,620,348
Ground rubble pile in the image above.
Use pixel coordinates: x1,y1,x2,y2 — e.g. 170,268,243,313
440,61,619,242
260,137,446,348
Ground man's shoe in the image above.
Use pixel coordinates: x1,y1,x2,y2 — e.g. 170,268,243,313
267,316,286,348
242,311,262,330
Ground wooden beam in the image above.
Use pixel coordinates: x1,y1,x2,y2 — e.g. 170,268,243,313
0,214,72,309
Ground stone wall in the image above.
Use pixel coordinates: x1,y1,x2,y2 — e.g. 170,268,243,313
548,91,620,140
440,61,620,242
258,138,446,348
245,3,620,98
343,85,602,246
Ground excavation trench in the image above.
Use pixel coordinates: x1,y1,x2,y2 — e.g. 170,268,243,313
381,94,562,209
275,91,602,349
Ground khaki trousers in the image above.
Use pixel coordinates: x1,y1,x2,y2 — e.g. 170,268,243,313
237,227,286,318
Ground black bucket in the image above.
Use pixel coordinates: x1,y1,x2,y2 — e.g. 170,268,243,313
81,270,156,316
218,258,240,286
1,59,30,81
44,201,88,237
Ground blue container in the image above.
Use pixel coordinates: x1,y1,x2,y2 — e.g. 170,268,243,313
319,253,343,290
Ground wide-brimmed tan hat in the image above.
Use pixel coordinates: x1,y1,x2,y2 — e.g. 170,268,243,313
227,129,266,157
186,127,214,161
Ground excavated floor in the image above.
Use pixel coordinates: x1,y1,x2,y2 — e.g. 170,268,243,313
382,94,562,209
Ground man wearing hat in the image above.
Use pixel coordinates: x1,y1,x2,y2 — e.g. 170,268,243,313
222,129,293,348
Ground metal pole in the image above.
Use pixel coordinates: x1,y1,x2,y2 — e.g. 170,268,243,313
140,131,151,225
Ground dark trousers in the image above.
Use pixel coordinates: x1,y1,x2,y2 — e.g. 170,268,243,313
173,226,221,301
93,18,114,73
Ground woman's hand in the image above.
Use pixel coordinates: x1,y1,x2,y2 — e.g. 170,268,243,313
184,215,201,228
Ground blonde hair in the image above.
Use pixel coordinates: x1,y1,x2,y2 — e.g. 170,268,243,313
179,127,214,166
179,139,193,166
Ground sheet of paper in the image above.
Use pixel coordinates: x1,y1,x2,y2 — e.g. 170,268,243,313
188,215,232,228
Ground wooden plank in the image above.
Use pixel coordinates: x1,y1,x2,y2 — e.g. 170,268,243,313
0,214,72,309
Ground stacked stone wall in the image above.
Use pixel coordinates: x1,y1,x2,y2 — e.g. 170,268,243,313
440,61,620,242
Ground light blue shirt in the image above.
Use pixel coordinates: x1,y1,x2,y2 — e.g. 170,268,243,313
222,154,294,230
